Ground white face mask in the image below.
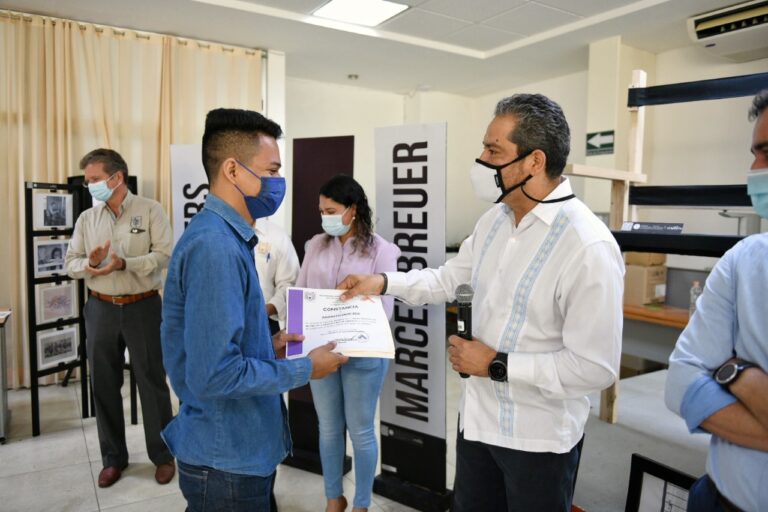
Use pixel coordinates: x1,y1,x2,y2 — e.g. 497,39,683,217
470,161,504,203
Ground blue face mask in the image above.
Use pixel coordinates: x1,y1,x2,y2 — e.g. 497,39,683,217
747,169,768,219
321,207,352,237
88,173,118,202
235,160,286,219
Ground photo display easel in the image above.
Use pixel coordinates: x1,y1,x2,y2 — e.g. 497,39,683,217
24,182,90,436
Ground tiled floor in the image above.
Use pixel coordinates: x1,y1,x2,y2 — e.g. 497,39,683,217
0,368,708,512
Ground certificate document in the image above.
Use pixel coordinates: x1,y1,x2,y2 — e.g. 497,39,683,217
285,287,394,359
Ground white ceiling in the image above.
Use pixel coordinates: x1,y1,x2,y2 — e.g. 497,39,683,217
0,0,738,96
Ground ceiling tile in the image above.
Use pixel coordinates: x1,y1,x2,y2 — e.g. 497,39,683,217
535,0,637,17
436,24,524,51
484,2,580,36
391,0,429,6
418,0,528,24
239,0,328,15
380,8,471,38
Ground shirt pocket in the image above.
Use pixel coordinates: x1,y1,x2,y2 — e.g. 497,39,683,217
124,229,151,257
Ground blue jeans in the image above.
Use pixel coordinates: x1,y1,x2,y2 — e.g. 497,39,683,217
178,460,274,512
310,357,390,508
687,474,735,512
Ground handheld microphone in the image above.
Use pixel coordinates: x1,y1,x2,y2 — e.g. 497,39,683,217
455,284,474,379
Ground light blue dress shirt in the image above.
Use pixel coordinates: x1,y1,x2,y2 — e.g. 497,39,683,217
666,233,768,511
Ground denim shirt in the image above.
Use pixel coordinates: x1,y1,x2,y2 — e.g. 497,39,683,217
161,194,312,476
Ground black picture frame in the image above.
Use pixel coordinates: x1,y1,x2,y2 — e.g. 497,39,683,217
32,190,74,230
625,453,697,512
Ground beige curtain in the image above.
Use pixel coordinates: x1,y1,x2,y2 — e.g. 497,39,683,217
0,10,263,388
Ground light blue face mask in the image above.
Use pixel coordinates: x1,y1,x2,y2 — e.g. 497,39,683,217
88,173,118,202
747,169,768,219
321,207,352,237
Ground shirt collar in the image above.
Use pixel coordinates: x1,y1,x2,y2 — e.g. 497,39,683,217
98,190,133,218
529,177,574,226
253,217,268,237
205,193,258,247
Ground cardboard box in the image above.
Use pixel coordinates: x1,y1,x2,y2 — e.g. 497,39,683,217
624,264,667,306
624,252,667,266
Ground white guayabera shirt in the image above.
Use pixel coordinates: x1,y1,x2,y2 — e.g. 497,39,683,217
387,178,625,453
254,217,300,327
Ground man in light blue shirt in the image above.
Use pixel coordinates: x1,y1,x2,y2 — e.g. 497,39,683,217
161,108,348,512
666,90,768,512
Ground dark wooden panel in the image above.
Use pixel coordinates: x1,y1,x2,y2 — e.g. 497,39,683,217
291,136,354,262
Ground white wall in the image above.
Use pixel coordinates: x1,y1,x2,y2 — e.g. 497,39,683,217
404,91,476,245
641,46,768,269
285,46,766,267
285,77,404,232
286,73,589,246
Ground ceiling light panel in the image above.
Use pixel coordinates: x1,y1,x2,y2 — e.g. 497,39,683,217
313,0,409,27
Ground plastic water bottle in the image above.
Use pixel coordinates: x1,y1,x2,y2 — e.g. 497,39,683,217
689,280,703,318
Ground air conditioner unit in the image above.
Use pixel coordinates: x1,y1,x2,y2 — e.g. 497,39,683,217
687,0,768,61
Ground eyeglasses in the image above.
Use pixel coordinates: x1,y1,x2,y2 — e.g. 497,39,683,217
82,173,117,188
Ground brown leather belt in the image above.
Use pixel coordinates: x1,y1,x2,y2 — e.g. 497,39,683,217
90,290,158,306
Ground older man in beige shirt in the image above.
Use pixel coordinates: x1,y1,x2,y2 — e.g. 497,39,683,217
65,148,175,489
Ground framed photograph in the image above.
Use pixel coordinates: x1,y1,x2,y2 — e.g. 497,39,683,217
35,282,78,324
32,191,73,230
33,238,69,278
625,453,696,512
37,325,79,370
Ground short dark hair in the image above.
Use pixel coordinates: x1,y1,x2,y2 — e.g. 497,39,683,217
79,148,129,178
494,94,571,179
201,108,283,182
749,89,768,122
320,174,374,254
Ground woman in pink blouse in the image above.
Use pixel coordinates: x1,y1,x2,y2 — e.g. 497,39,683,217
296,175,399,512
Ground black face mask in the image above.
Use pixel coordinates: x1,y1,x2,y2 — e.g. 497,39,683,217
473,151,533,203
474,150,575,204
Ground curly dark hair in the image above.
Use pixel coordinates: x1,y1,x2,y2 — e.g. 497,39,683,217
319,174,374,254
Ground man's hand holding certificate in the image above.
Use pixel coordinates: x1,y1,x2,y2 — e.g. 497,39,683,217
286,287,394,359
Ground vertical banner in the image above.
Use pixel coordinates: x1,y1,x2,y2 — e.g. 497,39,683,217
170,145,208,245
375,123,451,510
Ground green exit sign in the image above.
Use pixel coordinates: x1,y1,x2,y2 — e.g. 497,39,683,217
586,130,615,156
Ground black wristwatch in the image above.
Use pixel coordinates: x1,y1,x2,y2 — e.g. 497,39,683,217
489,352,508,382
714,360,756,387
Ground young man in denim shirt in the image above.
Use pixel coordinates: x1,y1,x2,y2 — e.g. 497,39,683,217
161,108,348,512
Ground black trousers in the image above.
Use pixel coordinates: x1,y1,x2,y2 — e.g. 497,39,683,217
452,429,583,512
84,294,174,468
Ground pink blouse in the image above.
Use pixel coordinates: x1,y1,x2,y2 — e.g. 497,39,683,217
296,233,400,318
